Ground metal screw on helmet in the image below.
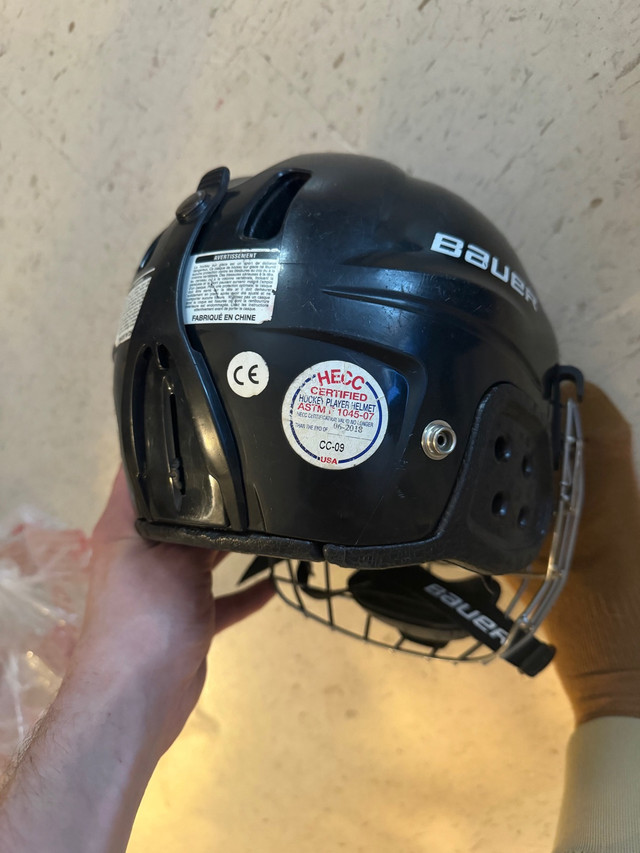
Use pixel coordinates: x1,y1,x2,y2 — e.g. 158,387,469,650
421,421,457,459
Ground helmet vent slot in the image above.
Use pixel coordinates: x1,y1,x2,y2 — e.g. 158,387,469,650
242,170,310,240
167,390,186,497
156,343,170,370
131,347,153,475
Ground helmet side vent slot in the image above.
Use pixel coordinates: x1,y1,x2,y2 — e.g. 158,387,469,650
242,170,310,240
164,382,186,498
131,347,153,476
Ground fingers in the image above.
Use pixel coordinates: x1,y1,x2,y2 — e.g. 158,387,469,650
92,467,139,545
214,578,275,634
209,550,229,570
581,382,632,450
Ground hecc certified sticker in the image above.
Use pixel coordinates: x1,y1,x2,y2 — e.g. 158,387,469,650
282,360,388,469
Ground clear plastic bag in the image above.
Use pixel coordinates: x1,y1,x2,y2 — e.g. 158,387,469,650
0,508,90,767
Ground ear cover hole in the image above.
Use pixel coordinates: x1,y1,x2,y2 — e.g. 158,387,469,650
491,492,509,517
518,507,530,528
522,455,533,477
494,435,512,461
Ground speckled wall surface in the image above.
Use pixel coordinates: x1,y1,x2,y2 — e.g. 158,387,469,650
0,1,638,850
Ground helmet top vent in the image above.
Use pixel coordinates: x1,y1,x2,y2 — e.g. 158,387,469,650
242,170,310,240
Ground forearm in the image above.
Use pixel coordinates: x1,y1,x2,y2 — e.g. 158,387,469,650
0,470,270,852
553,716,640,853
0,663,163,853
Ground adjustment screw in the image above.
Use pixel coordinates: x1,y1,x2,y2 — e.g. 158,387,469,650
421,420,457,460
169,457,184,492
176,190,207,223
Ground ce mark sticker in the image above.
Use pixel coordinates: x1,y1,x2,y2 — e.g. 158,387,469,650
226,352,269,398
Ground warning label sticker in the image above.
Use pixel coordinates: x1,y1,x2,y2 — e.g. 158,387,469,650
282,361,389,470
115,270,153,347
183,248,280,325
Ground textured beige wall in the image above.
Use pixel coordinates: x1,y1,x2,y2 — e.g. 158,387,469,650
0,1,638,850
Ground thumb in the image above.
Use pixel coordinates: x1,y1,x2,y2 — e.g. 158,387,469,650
214,578,275,634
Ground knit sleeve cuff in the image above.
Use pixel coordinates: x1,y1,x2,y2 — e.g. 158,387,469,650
553,716,640,853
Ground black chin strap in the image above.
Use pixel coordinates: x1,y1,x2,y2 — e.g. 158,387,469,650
295,561,350,599
240,558,349,599
417,569,555,676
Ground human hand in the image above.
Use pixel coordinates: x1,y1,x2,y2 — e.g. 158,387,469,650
524,383,640,725
67,468,274,757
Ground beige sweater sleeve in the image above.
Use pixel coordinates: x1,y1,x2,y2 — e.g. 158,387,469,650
553,717,640,852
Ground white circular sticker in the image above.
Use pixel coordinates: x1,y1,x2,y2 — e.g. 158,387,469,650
282,360,388,469
227,352,269,398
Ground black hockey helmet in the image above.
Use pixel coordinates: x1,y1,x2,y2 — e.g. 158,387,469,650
114,154,584,676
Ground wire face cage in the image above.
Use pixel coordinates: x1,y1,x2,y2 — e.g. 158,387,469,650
242,399,584,678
